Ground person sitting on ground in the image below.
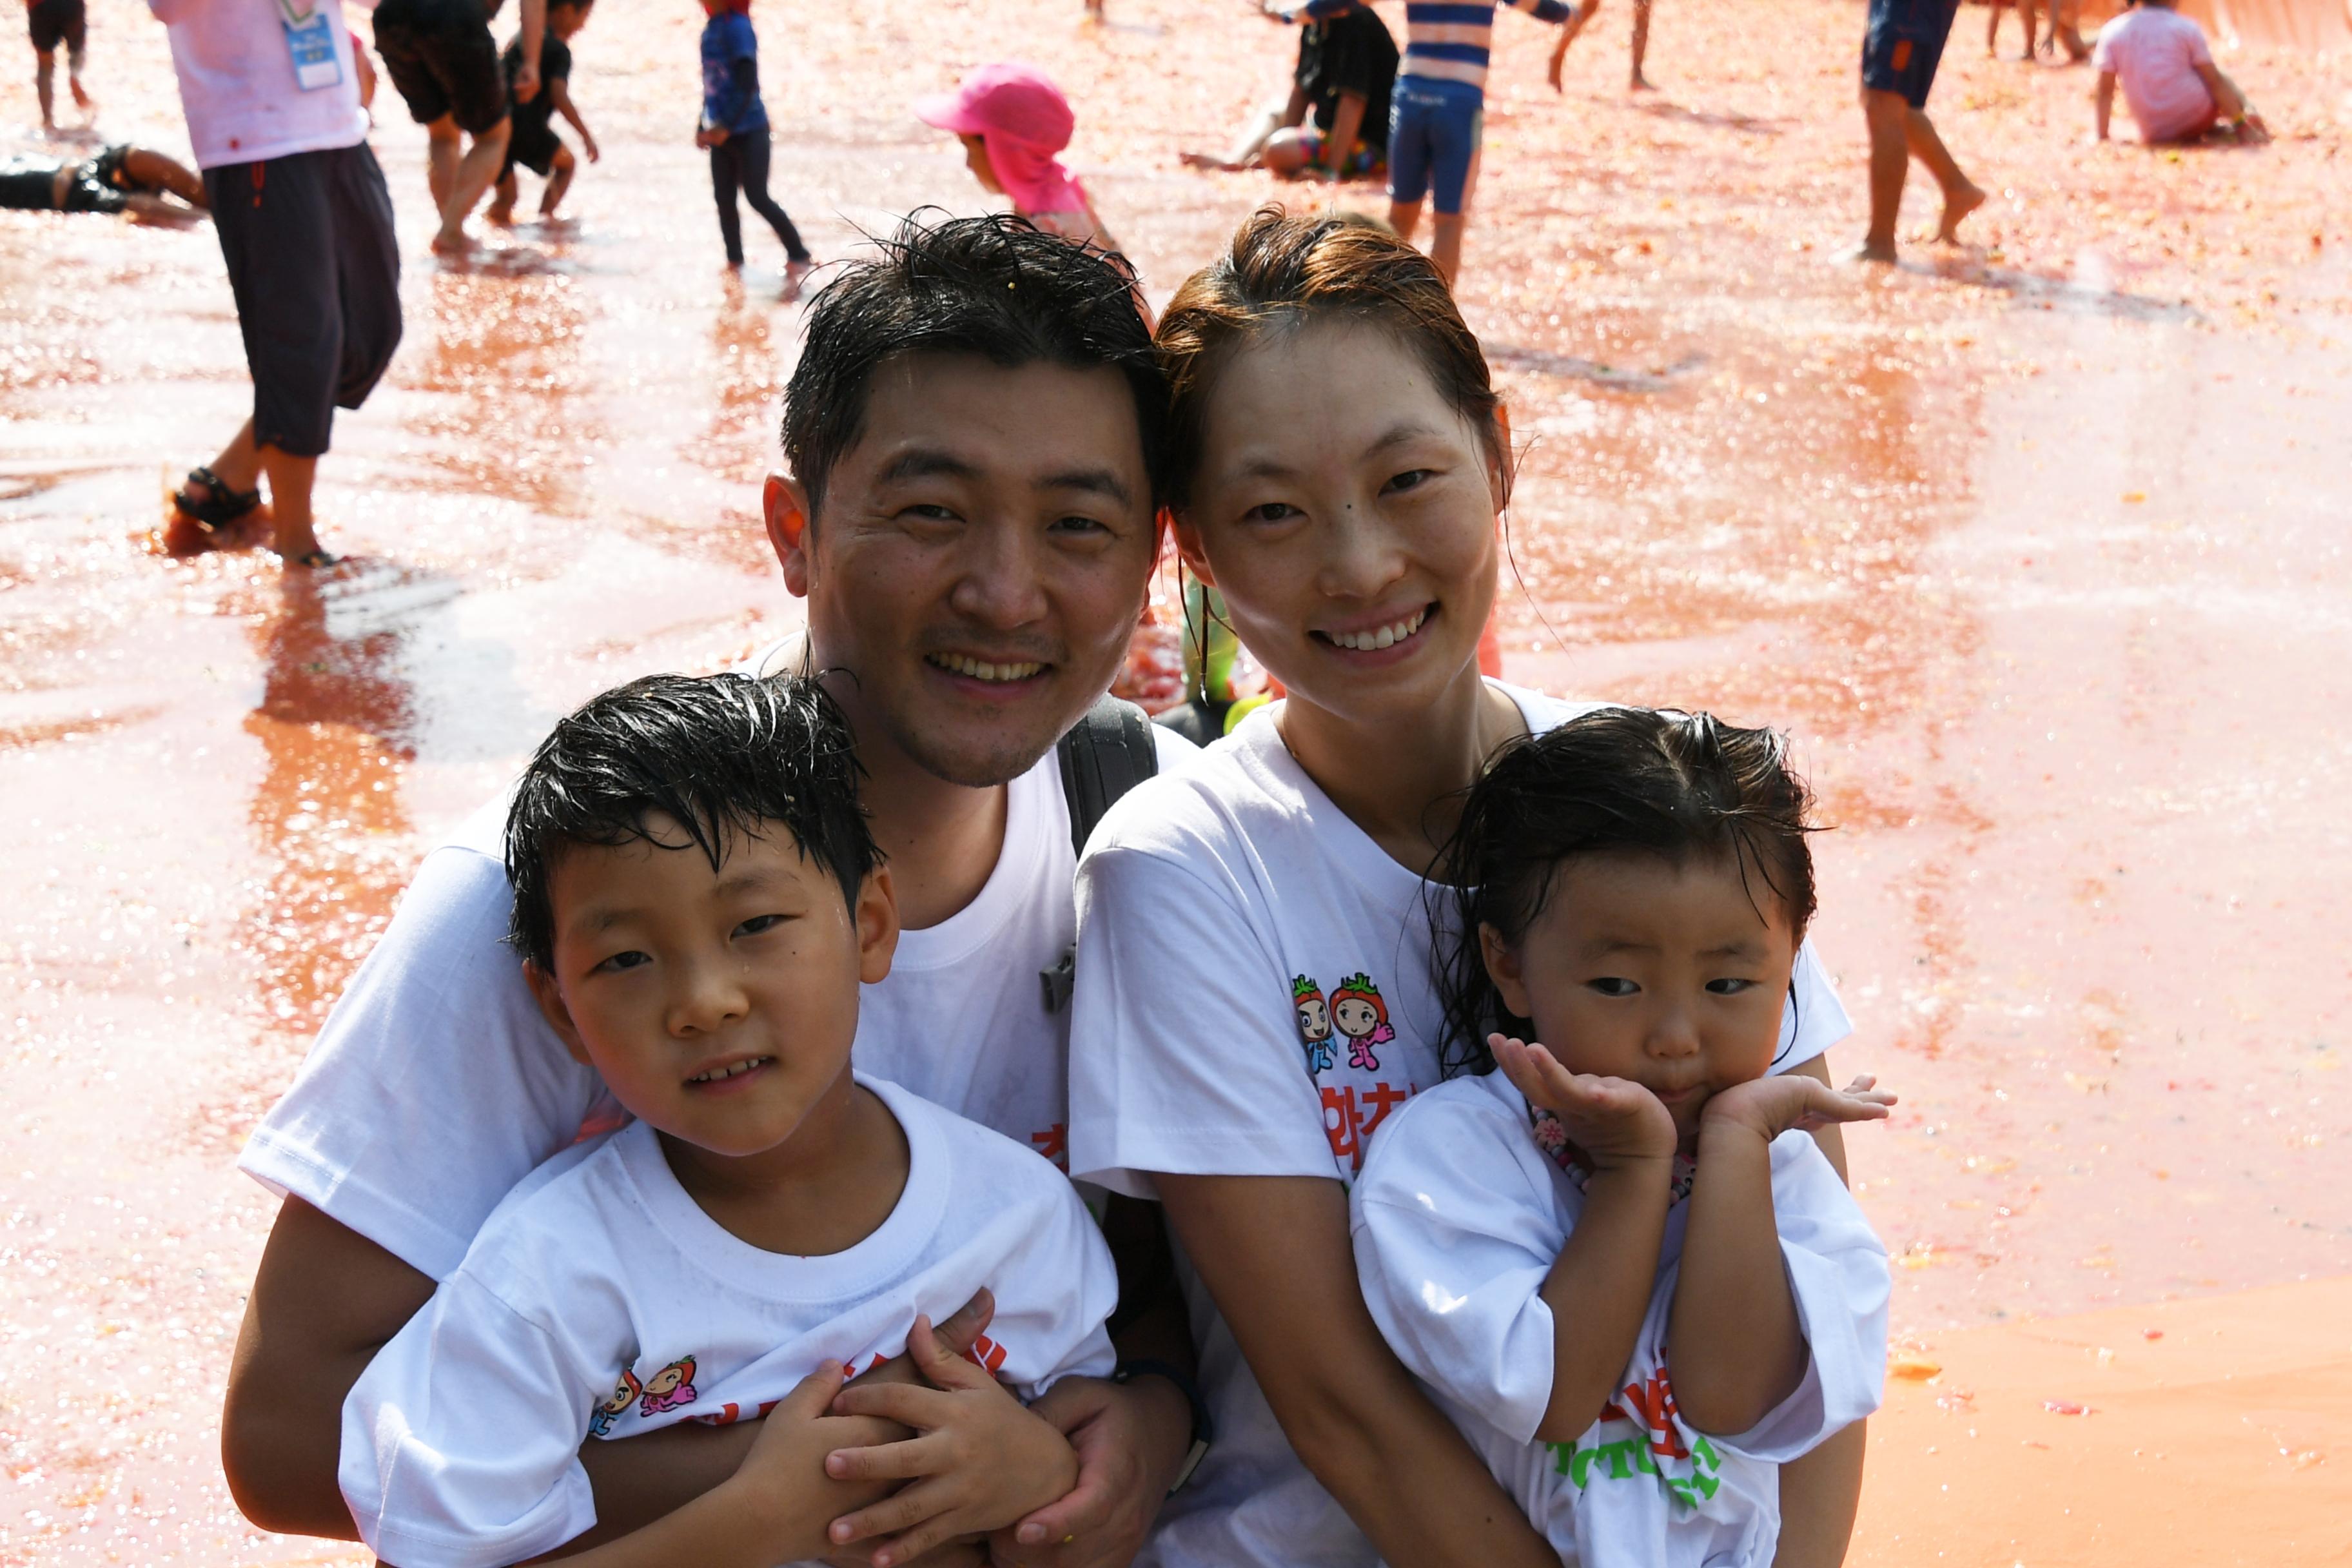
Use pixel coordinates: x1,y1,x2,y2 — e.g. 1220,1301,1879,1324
487,0,596,225
25,0,93,133
1182,1,1397,184
340,671,1121,1568
0,141,207,217
2093,0,2266,146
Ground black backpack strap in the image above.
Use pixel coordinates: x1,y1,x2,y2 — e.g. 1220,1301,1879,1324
1055,694,1160,859
1042,695,1159,1014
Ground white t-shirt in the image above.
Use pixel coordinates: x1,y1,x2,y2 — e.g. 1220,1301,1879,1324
148,0,374,170
2095,7,2219,144
1066,684,1854,1568
241,644,1199,1282
1351,1070,1889,1568
340,1075,1120,1568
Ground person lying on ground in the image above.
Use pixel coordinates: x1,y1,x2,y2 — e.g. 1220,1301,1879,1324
488,0,596,225
1181,2,1396,183
340,671,1121,1568
0,141,206,217
2093,0,2266,145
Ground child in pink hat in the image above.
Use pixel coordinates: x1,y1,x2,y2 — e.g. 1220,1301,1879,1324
914,62,1124,255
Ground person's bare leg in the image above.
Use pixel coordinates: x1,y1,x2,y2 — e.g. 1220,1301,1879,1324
1906,106,1985,242
204,420,265,495
433,118,510,251
424,115,462,213
1387,196,1425,245
1429,211,1467,287
1847,87,1910,261
540,146,575,218
1629,0,1654,90
35,49,57,132
257,445,324,562
486,170,517,225
66,41,88,111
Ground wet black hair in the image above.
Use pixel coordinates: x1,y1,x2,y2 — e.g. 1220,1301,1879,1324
779,211,1168,519
1430,706,1820,1079
504,672,879,972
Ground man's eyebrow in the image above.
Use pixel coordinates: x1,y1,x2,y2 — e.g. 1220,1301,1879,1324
878,448,985,485
1037,467,1133,507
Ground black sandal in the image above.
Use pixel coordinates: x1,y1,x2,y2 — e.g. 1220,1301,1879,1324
286,549,342,569
172,466,262,533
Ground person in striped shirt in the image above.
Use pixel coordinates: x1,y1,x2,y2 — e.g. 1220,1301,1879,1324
1301,0,1589,287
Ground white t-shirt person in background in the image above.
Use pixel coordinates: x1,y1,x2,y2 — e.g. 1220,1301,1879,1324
340,672,1118,1567
1068,211,1869,1568
1349,708,1892,1568
2092,0,2268,144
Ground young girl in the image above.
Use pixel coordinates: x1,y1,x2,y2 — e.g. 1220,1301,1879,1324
1066,209,1863,1568
695,0,814,294
1351,707,1894,1566
915,62,1124,254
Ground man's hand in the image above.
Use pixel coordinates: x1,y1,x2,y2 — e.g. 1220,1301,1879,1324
1492,1033,1678,1169
821,1315,1080,1568
988,1372,1190,1568
514,61,541,104
1702,1074,1896,1144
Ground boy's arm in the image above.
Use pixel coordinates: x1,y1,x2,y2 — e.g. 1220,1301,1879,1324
2094,69,2117,139
2191,61,2246,122
551,79,596,156
514,0,546,103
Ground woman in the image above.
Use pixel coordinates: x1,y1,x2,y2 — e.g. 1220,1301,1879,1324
1068,209,1863,1567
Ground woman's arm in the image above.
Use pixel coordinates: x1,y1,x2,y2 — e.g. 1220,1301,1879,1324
1159,1173,1562,1568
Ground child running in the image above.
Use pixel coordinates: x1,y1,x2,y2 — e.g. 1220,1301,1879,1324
338,672,1119,1568
916,61,1125,253
696,0,814,295
488,0,596,226
26,0,92,133
1351,706,1892,1567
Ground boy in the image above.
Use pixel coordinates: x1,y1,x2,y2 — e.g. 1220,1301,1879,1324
1848,0,1985,263
2093,0,2267,146
26,0,91,133
487,0,596,226
340,672,1120,1567
371,0,545,252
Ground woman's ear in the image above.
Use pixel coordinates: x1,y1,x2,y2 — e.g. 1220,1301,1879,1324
1478,922,1534,1021
524,960,595,1068
763,473,813,597
855,866,901,986
1171,514,1215,587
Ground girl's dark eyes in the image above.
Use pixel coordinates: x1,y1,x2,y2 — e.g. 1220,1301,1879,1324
1587,977,1639,997
591,950,651,975
1382,469,1434,495
734,914,786,938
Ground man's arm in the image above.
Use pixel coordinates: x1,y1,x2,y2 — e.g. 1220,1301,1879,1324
1159,1173,1563,1568
513,0,545,102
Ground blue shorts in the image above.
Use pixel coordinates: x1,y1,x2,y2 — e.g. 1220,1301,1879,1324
1386,79,1482,215
1861,0,1961,110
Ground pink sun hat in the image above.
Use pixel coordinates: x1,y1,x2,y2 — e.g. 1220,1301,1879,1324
914,62,1088,220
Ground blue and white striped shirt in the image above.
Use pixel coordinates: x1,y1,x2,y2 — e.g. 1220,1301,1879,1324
1303,0,1575,95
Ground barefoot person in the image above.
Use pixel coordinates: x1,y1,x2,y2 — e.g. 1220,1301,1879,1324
149,0,401,567
1850,0,1984,262
371,0,544,252
0,141,206,217
487,0,596,226
26,0,92,133
697,0,813,294
2093,0,2266,146
1068,208,1870,1568
220,215,1204,1567
1182,3,1396,184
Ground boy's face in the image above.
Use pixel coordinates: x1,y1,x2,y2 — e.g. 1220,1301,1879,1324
526,813,897,1159
550,3,591,40
1482,852,1798,1152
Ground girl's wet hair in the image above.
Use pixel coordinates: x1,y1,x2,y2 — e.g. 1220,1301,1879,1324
504,672,879,972
1154,205,1505,512
1431,707,1819,1078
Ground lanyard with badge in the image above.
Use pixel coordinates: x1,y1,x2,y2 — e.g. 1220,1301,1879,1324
277,0,344,91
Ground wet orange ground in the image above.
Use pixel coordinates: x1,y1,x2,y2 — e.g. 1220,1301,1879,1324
3,0,2349,1560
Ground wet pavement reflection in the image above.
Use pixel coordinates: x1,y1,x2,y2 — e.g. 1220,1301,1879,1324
3,0,2348,1557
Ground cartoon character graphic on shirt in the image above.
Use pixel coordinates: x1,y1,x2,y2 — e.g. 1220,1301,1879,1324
638,1357,699,1416
1293,974,1336,1075
1542,1365,1724,1512
1330,973,1395,1072
589,1369,643,1436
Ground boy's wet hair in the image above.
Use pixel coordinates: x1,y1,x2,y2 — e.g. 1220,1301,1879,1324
1155,206,1505,512
780,211,1166,518
504,673,879,972
1430,707,1819,1078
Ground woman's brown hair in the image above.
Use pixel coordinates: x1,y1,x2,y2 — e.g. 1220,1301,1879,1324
1154,206,1507,513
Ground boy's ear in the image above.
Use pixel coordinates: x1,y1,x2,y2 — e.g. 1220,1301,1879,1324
524,959,595,1068
1478,922,1534,1022
855,866,900,986
1171,514,1215,588
763,473,814,598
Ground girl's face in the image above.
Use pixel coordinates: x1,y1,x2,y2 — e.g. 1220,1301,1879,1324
1175,318,1502,734
959,134,1003,195
1482,851,1799,1152
1333,997,1378,1039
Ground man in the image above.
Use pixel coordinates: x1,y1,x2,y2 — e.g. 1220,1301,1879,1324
219,215,1202,1568
371,0,543,252
1848,0,1986,263
150,0,400,568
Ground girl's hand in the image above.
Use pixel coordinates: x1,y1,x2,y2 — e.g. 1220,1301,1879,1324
1491,1034,1678,1169
1701,1073,1896,1144
820,1314,1080,1568
723,1359,861,1535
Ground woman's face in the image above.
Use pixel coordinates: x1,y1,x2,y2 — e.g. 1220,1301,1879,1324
1175,318,1502,733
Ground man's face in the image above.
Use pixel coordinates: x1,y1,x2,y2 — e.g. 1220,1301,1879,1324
772,353,1157,788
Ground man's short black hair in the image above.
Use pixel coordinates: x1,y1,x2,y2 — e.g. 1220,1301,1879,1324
504,673,879,972
781,211,1169,517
